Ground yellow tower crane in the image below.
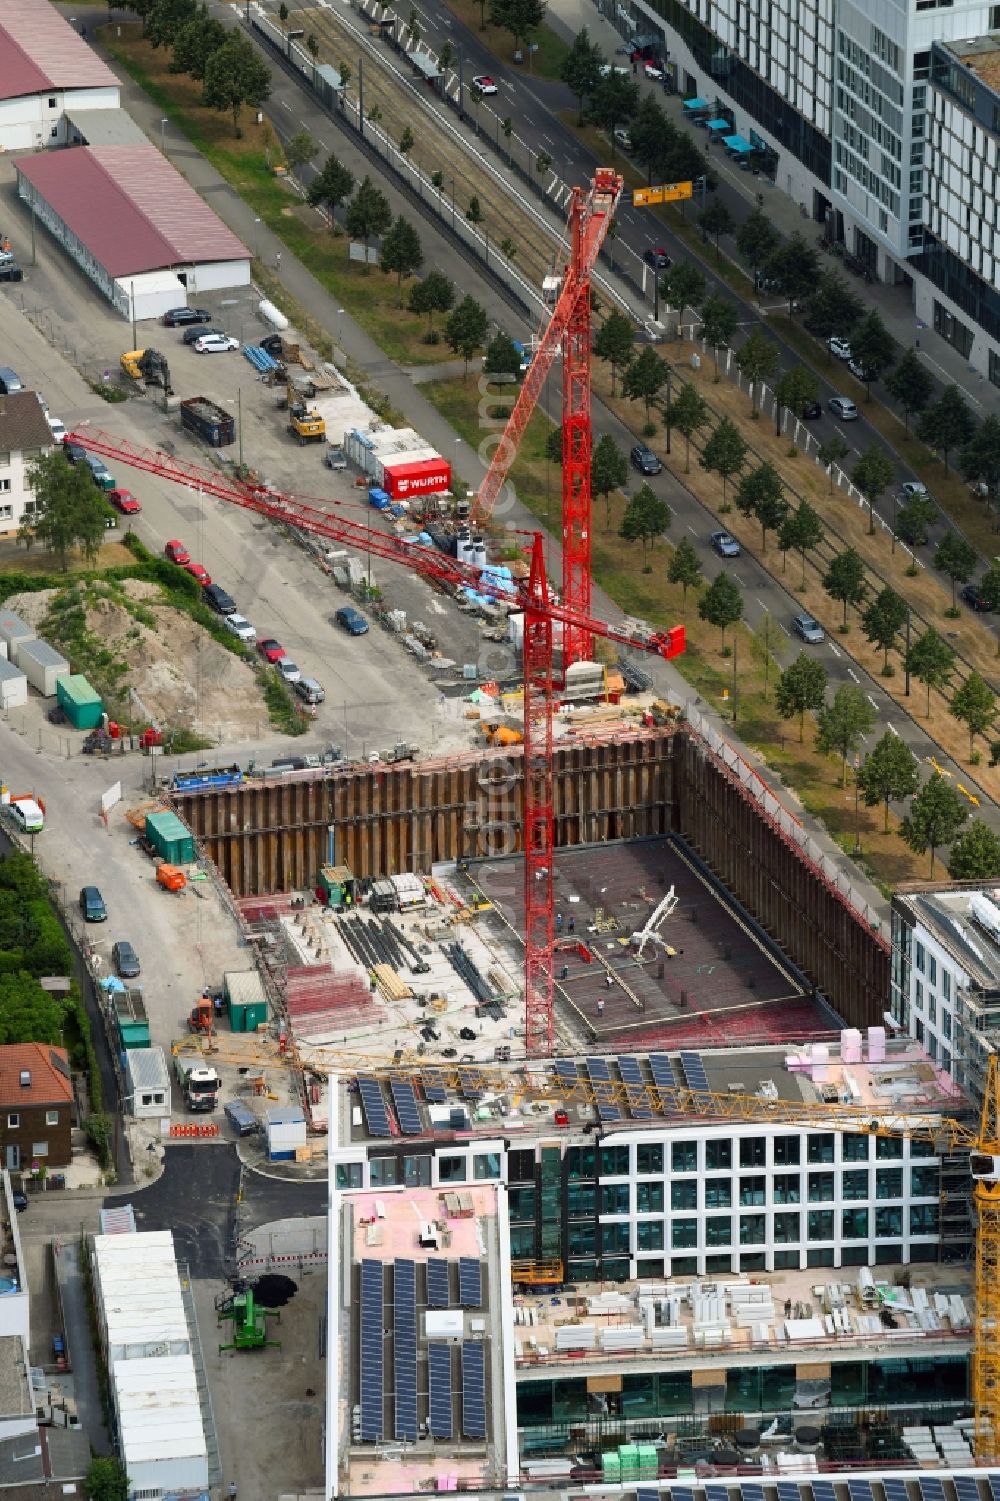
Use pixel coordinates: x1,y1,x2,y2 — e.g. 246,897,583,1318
177,1034,1000,1461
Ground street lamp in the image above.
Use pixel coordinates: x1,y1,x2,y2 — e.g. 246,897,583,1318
337,307,345,346
160,117,168,154
663,366,674,454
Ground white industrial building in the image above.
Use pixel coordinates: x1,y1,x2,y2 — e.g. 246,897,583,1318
0,394,55,536
113,1355,209,1497
16,145,250,324
124,1048,171,1119
0,0,119,153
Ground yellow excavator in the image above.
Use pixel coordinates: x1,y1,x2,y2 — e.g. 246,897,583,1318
288,398,326,446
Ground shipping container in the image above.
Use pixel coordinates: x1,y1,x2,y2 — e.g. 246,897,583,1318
15,637,69,696
144,809,196,865
224,968,268,1032
0,657,28,709
0,609,33,657
180,395,236,447
382,457,452,500
56,674,102,728
125,1047,171,1118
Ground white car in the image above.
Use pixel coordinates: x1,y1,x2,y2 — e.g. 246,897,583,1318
472,74,498,95
644,61,664,79
277,658,302,683
46,415,67,443
194,333,239,354
828,336,853,360
223,612,256,644
828,395,859,420
899,481,929,500
598,63,630,76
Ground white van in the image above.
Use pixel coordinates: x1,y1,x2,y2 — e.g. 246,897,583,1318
10,798,44,833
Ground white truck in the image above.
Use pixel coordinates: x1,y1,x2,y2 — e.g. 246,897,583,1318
174,1056,221,1113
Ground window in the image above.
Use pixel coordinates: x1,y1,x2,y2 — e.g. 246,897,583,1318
439,1155,467,1183
774,1212,801,1243
807,1209,834,1240
603,1183,630,1215
875,1167,903,1199
636,1220,664,1251
567,1145,595,1179
370,1157,400,1186
637,1143,663,1174
46,1110,59,1126
942,970,951,1001
602,1222,630,1253
569,1223,596,1256
6,1113,18,1129
774,1136,800,1166
740,1138,766,1167
928,997,937,1025
672,1141,697,1172
739,1214,766,1245
601,1145,629,1176
910,1203,939,1235
32,1142,48,1157
808,1134,835,1163
508,1186,536,1221
740,1176,765,1206
510,1225,535,1258
49,126,58,139
705,1178,732,1208
842,1134,869,1162
915,941,925,973
672,1218,697,1248
48,96,56,107
567,1183,595,1217
671,1180,697,1210
705,1138,731,1170
876,1205,902,1237
335,1162,362,1189
928,956,937,985
876,1137,903,1160
0,480,11,495
842,1169,869,1200
943,1010,952,1038
705,1216,732,1246
915,981,924,1010
403,1155,431,1187
774,1173,801,1204
0,452,9,468
474,1152,500,1180
638,1181,665,1213
808,1171,835,1202
911,1165,940,1196
842,1207,868,1239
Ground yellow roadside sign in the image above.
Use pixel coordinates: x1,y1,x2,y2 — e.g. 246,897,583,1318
632,181,693,206
633,187,663,206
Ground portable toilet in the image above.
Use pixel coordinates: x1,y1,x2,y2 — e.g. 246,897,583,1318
56,674,103,729
224,969,269,1033
144,809,196,864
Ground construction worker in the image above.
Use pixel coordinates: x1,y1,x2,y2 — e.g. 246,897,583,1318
228,1484,237,1501
596,999,605,1017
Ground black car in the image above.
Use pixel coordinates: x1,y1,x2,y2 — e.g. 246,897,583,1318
11,1189,27,1212
800,400,822,419
203,583,237,615
64,441,86,465
112,939,141,978
162,306,212,327
961,583,993,612
630,442,663,476
0,262,23,283
643,247,672,270
182,324,224,345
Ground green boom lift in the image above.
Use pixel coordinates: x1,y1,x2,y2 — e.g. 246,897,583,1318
216,1288,281,1353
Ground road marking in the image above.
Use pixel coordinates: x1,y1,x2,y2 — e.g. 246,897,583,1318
280,99,292,111
687,524,699,535
733,573,745,587
887,723,899,736
867,694,878,709
778,623,791,636
755,597,769,611
828,643,841,658
317,139,329,149
847,668,860,682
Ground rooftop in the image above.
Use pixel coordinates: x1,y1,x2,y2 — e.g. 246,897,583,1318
0,1044,72,1108
16,146,248,278
939,34,1000,92
0,1336,33,1420
897,884,1000,993
64,107,147,146
0,0,118,101
0,394,54,455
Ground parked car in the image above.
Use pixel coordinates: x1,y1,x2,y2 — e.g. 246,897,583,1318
295,677,325,704
335,606,369,636
64,442,86,465
828,336,853,360
85,455,114,490
184,562,212,586
472,74,498,94
110,488,141,514
80,885,108,922
325,445,348,470
164,539,191,565
223,612,256,645
643,61,664,78
961,583,993,612
848,357,876,382
613,127,633,152
0,262,23,283
46,415,67,442
0,366,24,393
899,481,929,500
203,583,236,614
258,638,286,664
11,1189,27,1211
182,324,225,345
800,400,822,419
828,396,859,420
112,940,141,978
277,658,302,683
194,333,239,354
643,246,672,269
162,307,212,327
793,611,825,644
711,530,741,558
630,442,663,475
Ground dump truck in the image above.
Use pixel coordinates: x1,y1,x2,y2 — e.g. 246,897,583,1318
288,400,326,445
107,986,150,1052
174,1055,221,1112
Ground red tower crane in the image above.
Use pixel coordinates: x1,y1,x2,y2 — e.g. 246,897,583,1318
473,168,624,669
70,431,682,1054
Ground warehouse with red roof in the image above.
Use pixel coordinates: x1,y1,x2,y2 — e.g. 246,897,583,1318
0,0,120,151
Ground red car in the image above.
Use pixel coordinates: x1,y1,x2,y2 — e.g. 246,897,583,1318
184,562,212,586
165,540,190,565
257,638,286,664
110,488,141,514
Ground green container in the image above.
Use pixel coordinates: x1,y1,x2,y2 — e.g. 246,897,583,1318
602,1454,621,1483
619,1445,640,1479
56,673,103,729
145,809,196,864
230,997,268,1032
638,1445,658,1477
225,969,269,1033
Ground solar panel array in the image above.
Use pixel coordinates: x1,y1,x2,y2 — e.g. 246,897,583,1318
359,1259,383,1440
955,1480,981,1501
421,1068,448,1104
426,1258,450,1308
629,1477,1000,1501
986,1478,1000,1501
458,1257,483,1307
777,1483,801,1501
358,1077,391,1138
427,1342,453,1439
585,1056,621,1122
554,1058,580,1086
389,1079,422,1135
393,1259,417,1440
461,1340,486,1438
679,1050,709,1091
849,1483,875,1501
649,1052,678,1108
617,1053,653,1117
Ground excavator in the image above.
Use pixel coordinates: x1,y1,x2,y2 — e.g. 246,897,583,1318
120,348,172,392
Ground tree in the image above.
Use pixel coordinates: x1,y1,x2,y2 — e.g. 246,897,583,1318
803,271,865,341
622,345,667,423
735,207,778,280
822,547,866,627
670,382,709,472
765,230,820,314
202,33,271,136
345,175,392,270
667,536,703,598
734,327,779,416
439,40,455,70
817,434,849,494
620,484,672,563
851,444,895,534
444,294,489,375
906,626,956,716
399,126,415,156
816,683,876,785
170,8,227,80
84,1459,129,1501
948,821,1000,880
587,71,640,141
778,499,824,587
308,153,354,229
886,346,933,432
950,671,996,760
699,294,739,379
700,417,748,505
19,451,109,571
560,26,603,121
901,774,968,877
895,492,935,547
145,0,197,49
408,4,421,43
630,96,672,183
752,609,781,699
776,652,828,741
661,260,706,318
484,332,523,379
935,531,978,609
545,427,563,466
858,731,920,831
307,33,319,63
278,1,289,33
489,0,546,53
861,586,908,673
698,572,743,647
284,128,318,174
917,385,976,472
774,366,820,437
698,199,734,259
380,215,423,301
408,270,454,329
593,309,634,395
735,461,787,550
591,434,628,528
848,309,896,395
960,413,1000,507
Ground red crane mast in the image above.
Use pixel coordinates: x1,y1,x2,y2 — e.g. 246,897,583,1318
472,168,624,670
71,429,682,1054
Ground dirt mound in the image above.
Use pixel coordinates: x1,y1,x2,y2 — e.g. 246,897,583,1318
5,580,267,741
